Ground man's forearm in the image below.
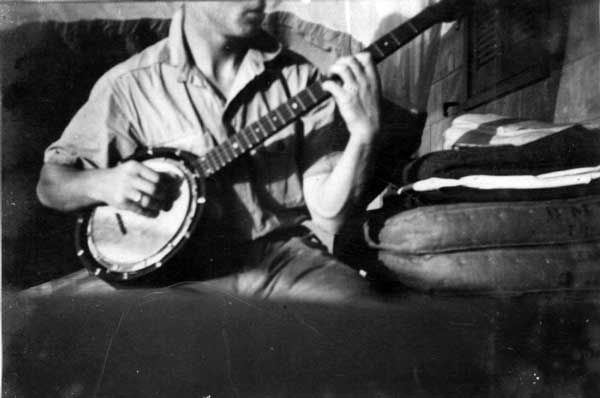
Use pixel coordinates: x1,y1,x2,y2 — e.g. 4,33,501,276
304,135,376,233
37,163,108,212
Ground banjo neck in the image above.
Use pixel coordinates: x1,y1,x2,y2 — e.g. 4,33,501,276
193,0,471,178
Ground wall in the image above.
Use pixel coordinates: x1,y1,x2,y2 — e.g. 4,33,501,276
0,1,429,42
421,0,600,154
0,0,440,112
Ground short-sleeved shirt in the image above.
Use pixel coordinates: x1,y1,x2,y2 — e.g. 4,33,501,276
44,8,348,243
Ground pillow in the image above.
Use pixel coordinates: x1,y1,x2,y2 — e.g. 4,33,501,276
366,195,600,255
337,195,600,292
377,242,600,292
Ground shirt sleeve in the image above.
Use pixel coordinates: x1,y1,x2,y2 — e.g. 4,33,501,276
300,67,349,178
43,74,138,169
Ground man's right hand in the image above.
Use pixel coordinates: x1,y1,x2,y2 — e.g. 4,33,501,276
37,161,179,216
96,160,172,217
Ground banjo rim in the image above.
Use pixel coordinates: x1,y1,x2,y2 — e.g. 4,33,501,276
75,147,205,282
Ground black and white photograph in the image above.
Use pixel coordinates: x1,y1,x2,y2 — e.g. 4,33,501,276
2,0,600,396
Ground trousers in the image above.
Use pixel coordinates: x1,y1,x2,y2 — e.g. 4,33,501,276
21,227,382,304
193,227,379,303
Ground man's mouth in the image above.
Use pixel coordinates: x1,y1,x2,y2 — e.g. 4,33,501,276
245,9,265,17
244,9,265,22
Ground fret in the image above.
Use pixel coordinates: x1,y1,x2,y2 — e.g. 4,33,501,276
379,38,392,51
406,20,420,34
410,11,432,32
253,123,265,142
222,141,235,160
197,156,210,175
305,87,318,104
257,119,270,138
209,152,220,172
219,145,233,164
238,129,252,149
231,141,241,157
290,98,304,112
204,152,218,173
227,138,238,155
271,111,287,129
293,96,307,112
297,90,313,110
248,122,261,144
274,107,288,125
371,42,386,59
266,114,278,131
388,31,402,46
281,103,296,121
210,147,225,170
230,135,243,154
211,147,225,168
395,25,418,43
236,129,249,150
220,148,232,166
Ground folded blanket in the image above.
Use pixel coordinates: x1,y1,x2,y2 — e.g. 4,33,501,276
390,179,600,207
400,165,600,193
443,113,574,149
399,125,600,184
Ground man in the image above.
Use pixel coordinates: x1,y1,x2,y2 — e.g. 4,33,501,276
37,1,383,301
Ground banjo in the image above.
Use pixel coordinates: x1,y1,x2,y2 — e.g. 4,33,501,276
76,0,470,282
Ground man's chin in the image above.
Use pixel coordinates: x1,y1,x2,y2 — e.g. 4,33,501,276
238,24,263,39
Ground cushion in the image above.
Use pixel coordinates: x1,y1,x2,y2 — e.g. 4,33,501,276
367,195,600,254
378,242,600,291
338,195,600,291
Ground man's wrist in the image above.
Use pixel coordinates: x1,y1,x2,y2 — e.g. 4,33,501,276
347,130,377,149
86,168,110,204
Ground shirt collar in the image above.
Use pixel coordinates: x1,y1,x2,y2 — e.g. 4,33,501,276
163,7,283,88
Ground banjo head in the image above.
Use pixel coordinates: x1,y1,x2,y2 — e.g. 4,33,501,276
76,149,205,282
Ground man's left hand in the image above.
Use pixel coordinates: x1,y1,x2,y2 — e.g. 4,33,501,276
322,52,381,145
